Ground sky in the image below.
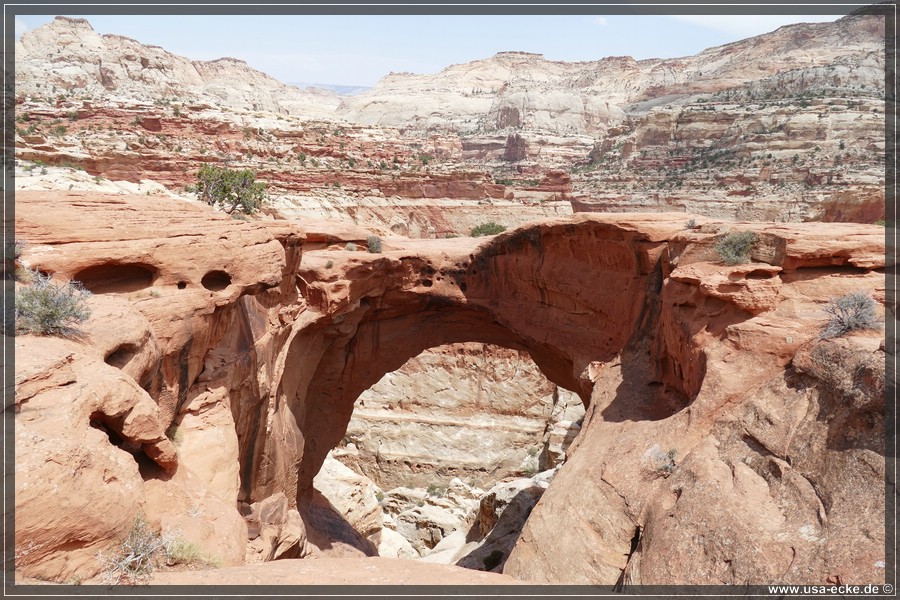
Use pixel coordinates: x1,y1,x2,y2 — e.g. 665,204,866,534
14,12,844,88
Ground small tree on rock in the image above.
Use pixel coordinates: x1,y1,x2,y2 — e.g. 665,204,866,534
195,165,266,215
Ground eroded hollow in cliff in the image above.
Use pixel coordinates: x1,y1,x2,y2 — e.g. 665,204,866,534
201,269,232,291
73,262,157,294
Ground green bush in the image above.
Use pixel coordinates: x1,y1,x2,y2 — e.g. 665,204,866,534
820,292,879,339
195,164,266,215
471,222,506,237
345,242,358,252
366,235,382,253
715,231,757,265
15,271,91,336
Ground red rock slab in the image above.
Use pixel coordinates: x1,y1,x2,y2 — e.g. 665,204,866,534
148,557,524,585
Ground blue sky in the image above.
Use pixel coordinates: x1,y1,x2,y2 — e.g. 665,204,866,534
15,13,843,88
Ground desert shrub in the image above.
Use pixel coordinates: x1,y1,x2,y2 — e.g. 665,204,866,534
684,218,697,229
643,444,677,477
426,484,446,498
12,239,24,261
195,164,266,215
325,260,334,269
820,292,879,339
98,516,208,584
470,222,506,237
15,271,91,336
715,230,757,265
165,424,183,444
345,243,357,252
98,515,164,584
366,235,382,253
162,534,202,566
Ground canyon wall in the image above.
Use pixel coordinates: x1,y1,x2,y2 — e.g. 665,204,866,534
14,12,886,230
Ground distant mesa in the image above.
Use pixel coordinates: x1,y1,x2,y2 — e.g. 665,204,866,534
494,51,545,59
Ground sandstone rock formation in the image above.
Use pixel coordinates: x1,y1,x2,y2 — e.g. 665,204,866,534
12,9,888,588
16,188,884,586
148,556,523,585
16,17,341,118
338,13,883,135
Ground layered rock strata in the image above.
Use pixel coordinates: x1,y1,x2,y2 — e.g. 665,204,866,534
334,342,583,490
14,12,886,228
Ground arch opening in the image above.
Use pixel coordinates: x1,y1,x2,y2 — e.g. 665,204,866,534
320,341,585,567
335,341,585,490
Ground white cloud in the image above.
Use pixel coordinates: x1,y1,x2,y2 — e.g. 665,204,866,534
669,14,841,39
593,16,608,26
15,17,28,39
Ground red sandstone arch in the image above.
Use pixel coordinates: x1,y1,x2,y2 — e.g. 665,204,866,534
245,219,698,503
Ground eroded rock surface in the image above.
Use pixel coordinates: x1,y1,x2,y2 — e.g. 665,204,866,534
14,190,885,586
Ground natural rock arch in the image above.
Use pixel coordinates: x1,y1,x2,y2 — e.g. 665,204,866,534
14,190,885,585
249,217,698,503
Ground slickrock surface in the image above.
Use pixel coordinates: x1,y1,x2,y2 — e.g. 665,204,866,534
148,557,523,585
17,189,884,582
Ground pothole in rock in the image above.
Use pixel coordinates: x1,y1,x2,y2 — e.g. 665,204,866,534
315,342,585,573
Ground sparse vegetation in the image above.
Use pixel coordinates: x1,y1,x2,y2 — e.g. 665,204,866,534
15,271,91,336
195,165,266,215
644,445,677,477
165,423,183,444
325,260,334,269
715,231,757,265
470,222,506,237
684,218,698,229
97,515,212,584
366,235,382,253
345,242,357,252
426,484,446,497
820,292,879,339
